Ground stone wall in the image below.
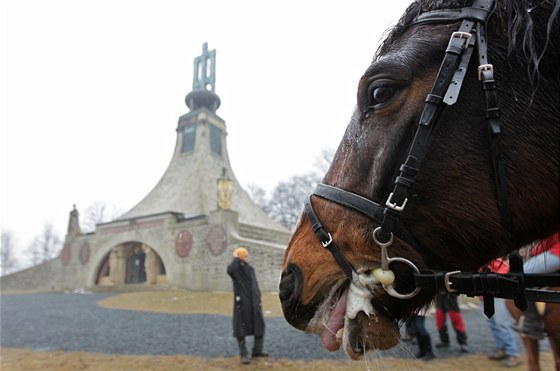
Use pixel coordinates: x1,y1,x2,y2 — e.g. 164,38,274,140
0,209,290,293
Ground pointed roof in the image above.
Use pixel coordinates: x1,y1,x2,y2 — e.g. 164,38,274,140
118,44,287,233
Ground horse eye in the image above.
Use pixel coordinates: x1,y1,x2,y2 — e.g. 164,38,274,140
371,86,398,106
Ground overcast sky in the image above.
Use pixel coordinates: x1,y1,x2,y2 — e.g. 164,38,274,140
1,0,412,261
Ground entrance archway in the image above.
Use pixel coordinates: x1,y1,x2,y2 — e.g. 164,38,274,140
96,242,166,286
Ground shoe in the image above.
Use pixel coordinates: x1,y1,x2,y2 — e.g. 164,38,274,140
501,356,521,368
459,345,468,353
488,348,507,360
435,342,449,348
251,352,269,358
240,355,250,364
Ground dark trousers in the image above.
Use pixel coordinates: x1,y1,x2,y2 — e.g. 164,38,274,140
237,336,264,356
413,315,434,358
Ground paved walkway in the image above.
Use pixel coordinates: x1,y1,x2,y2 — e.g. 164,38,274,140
0,292,548,360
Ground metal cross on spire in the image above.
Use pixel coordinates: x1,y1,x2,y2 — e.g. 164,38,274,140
192,42,216,92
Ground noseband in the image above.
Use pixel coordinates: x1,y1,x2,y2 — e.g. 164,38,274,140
306,0,560,318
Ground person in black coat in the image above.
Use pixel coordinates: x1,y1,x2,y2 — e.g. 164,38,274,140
227,247,267,364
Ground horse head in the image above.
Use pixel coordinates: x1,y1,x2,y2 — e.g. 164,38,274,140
279,0,559,359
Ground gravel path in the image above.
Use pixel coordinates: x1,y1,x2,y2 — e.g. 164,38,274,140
0,292,548,360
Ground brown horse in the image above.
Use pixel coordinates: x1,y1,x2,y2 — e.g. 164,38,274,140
279,0,559,362
506,293,560,371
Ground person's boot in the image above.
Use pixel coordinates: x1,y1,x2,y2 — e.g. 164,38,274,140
415,335,427,358
415,335,435,360
423,335,436,361
252,336,269,358
456,330,468,353
435,326,449,348
237,337,250,364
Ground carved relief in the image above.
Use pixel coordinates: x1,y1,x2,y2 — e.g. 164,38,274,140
176,230,193,257
207,225,227,256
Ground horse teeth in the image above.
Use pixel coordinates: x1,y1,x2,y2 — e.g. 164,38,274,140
336,328,344,344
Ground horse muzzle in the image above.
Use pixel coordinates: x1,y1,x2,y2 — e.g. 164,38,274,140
279,263,401,358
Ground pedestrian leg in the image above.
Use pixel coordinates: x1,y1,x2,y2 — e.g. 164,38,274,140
252,336,269,357
237,337,250,364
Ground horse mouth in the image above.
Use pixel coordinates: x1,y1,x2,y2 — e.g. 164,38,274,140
313,281,400,359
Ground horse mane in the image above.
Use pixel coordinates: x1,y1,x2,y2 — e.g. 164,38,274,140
376,0,560,81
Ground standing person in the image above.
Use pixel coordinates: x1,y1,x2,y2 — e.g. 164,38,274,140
227,247,268,365
412,307,436,360
517,231,560,340
434,293,468,352
483,258,522,367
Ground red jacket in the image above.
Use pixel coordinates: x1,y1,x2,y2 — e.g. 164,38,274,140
532,231,560,258
485,257,509,274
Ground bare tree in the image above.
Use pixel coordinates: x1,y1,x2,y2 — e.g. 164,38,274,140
313,147,335,176
1,230,19,275
25,223,61,266
247,184,270,213
248,148,335,231
267,173,318,230
81,201,123,233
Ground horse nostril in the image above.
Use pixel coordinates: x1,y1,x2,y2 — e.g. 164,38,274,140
279,264,310,327
279,264,302,305
279,263,321,330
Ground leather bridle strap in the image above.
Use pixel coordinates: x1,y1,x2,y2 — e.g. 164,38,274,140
412,6,493,25
415,271,560,302
376,0,495,246
304,196,397,323
476,22,512,257
304,196,356,280
313,183,442,269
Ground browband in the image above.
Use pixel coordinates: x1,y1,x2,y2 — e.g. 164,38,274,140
412,6,493,26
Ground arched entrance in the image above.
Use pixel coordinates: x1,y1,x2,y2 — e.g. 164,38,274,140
96,242,166,286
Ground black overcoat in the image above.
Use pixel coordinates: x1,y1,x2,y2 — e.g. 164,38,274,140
227,258,265,338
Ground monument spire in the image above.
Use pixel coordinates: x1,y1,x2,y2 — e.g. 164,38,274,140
192,42,216,92
185,42,220,112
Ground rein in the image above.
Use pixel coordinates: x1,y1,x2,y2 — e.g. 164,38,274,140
306,0,560,319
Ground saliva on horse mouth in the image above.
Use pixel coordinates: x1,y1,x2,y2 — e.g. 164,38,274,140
316,272,402,358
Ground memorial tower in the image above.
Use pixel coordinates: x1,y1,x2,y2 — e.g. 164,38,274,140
1,43,290,292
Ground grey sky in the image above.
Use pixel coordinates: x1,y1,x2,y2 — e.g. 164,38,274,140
1,0,412,260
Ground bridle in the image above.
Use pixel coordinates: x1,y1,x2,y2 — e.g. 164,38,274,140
305,0,560,320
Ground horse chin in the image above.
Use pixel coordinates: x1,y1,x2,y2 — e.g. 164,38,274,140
342,311,400,359
313,280,400,359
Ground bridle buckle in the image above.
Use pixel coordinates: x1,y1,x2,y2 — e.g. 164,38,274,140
450,31,472,49
386,192,408,212
321,233,333,248
478,64,494,80
444,270,461,293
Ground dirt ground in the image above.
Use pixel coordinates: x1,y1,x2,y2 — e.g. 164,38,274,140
3,348,554,371
1,290,556,370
